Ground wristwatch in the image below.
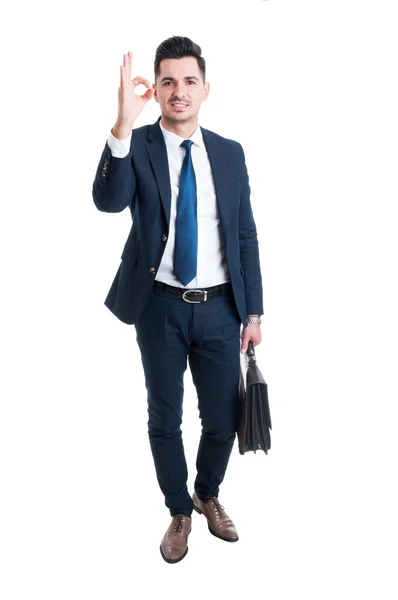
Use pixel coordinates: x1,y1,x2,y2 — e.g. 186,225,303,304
247,316,261,324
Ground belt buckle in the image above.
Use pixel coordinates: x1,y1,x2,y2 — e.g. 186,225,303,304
182,289,207,303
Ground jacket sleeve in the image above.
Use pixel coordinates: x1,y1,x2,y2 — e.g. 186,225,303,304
237,143,264,317
92,131,136,213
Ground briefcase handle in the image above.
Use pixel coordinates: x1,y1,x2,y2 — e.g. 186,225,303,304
247,340,257,363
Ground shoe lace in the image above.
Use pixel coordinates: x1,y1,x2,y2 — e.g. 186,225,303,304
206,497,225,518
172,515,186,534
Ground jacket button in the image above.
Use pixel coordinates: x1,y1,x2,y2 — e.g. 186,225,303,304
149,267,156,273
162,235,167,241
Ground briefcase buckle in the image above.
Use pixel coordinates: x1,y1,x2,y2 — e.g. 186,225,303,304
182,289,207,303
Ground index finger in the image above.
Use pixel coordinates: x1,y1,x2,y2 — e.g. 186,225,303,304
132,76,152,90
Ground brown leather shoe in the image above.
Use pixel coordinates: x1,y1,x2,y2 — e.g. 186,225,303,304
160,514,192,563
192,491,239,542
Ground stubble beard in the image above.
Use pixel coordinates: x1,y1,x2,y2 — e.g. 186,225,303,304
164,104,198,125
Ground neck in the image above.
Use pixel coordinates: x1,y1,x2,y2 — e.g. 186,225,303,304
160,115,199,138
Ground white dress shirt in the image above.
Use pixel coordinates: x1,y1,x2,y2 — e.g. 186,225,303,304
107,121,230,289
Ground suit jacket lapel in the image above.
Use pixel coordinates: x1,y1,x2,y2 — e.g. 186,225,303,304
145,117,172,226
201,126,229,237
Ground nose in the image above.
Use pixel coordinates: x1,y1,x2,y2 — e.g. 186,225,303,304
175,81,187,99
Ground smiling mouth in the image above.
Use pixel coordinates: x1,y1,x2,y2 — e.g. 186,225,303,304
171,102,189,108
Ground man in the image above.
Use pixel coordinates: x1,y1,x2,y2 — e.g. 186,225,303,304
92,36,263,563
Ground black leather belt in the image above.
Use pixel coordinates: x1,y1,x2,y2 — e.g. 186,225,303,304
153,281,232,303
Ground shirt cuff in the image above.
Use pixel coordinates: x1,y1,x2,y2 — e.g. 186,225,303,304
107,129,132,158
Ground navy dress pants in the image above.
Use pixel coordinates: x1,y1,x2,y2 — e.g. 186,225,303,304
134,280,241,517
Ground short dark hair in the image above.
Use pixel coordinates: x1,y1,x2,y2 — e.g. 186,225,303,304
154,36,206,83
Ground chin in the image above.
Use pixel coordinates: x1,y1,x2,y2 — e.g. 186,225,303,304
166,112,192,122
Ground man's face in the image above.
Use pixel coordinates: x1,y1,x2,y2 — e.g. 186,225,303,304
153,56,209,124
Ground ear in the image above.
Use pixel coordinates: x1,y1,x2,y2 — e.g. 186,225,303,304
203,81,210,101
153,83,159,103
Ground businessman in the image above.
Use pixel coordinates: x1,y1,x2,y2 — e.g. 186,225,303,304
92,36,263,563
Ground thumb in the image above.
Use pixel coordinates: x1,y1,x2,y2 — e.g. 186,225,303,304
142,88,154,102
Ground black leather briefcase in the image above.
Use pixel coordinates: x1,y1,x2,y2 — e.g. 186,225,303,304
237,341,272,455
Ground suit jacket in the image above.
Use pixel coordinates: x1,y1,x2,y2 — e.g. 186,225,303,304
92,116,263,327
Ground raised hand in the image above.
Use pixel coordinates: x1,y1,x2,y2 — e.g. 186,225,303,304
113,51,154,137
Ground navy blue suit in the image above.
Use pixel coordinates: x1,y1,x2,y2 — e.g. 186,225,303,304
93,116,263,328
92,116,263,516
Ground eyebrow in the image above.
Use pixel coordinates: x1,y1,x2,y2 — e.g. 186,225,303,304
160,76,199,83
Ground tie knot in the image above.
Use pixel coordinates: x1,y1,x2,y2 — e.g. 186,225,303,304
180,139,194,152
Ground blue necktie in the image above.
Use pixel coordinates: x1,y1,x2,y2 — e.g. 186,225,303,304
174,139,198,286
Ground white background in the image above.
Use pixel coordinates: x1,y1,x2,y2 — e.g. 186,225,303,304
1,0,397,597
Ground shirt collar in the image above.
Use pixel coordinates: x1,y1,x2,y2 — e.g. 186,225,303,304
159,118,205,153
